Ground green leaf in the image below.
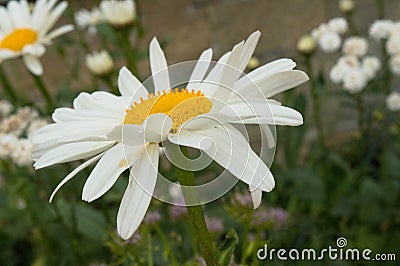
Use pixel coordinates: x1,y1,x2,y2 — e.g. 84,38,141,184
218,229,239,266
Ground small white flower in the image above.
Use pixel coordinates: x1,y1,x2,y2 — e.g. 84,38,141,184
74,8,104,34
311,23,329,40
369,20,394,39
343,68,367,93
0,0,73,75
330,63,350,84
0,134,18,159
338,55,360,69
342,37,368,57
386,33,400,55
328,17,348,34
100,0,135,27
27,118,49,138
11,138,32,166
386,91,400,111
339,0,355,13
0,115,27,136
390,22,400,35
361,56,381,80
0,100,13,117
318,31,341,53
86,50,114,76
389,54,400,75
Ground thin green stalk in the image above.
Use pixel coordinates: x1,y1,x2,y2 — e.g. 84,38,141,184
155,225,178,266
147,233,153,266
305,55,325,147
381,40,392,95
345,12,359,35
103,75,119,95
240,221,250,264
0,64,18,103
117,29,139,78
175,147,218,266
355,93,365,136
30,73,55,113
376,0,385,19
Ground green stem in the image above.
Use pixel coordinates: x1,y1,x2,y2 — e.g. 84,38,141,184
30,73,55,113
305,55,325,147
345,12,359,35
103,75,119,95
376,0,385,19
147,232,153,266
117,29,139,78
355,93,365,136
175,147,218,266
0,64,18,103
155,225,179,266
240,222,250,264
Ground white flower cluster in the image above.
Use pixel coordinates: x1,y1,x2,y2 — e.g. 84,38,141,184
0,102,49,167
369,20,400,75
386,91,400,111
311,17,348,53
75,0,136,31
330,54,380,93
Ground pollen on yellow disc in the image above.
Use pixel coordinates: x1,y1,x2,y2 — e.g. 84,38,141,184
0,28,38,51
124,88,213,131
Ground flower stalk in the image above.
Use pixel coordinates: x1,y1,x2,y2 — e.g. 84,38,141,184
304,54,325,147
0,64,18,103
117,29,139,78
30,73,55,113
175,147,218,266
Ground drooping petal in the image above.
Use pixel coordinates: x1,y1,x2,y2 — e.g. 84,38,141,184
22,55,43,76
82,144,145,202
34,141,115,169
249,186,262,209
22,44,46,57
169,124,275,192
117,143,159,240
118,66,148,99
149,37,170,93
49,152,105,203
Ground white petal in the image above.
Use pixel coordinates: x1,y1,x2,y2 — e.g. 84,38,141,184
22,55,43,76
143,113,173,143
49,152,105,203
150,37,170,93
118,67,148,98
107,124,145,146
171,124,275,192
82,144,144,202
238,31,261,72
117,143,159,239
249,186,262,209
0,49,19,61
22,44,46,57
187,48,213,90
41,1,68,34
168,130,213,150
0,7,14,33
44,24,74,41
52,107,122,123
34,141,115,169
31,121,114,144
8,1,29,27
179,112,234,132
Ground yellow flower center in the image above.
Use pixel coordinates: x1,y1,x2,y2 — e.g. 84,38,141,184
0,28,38,51
124,88,212,131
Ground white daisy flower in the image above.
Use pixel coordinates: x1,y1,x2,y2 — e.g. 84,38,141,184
386,91,400,111
86,50,114,76
0,0,73,75
327,17,348,34
369,20,394,40
318,31,341,53
74,8,104,34
100,0,135,27
342,37,368,57
31,31,308,239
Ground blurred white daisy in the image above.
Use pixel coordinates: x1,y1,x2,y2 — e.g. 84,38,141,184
0,0,73,75
389,54,400,75
386,91,400,111
100,0,135,27
318,31,341,53
86,50,114,76
342,37,368,57
31,31,308,239
74,8,104,34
